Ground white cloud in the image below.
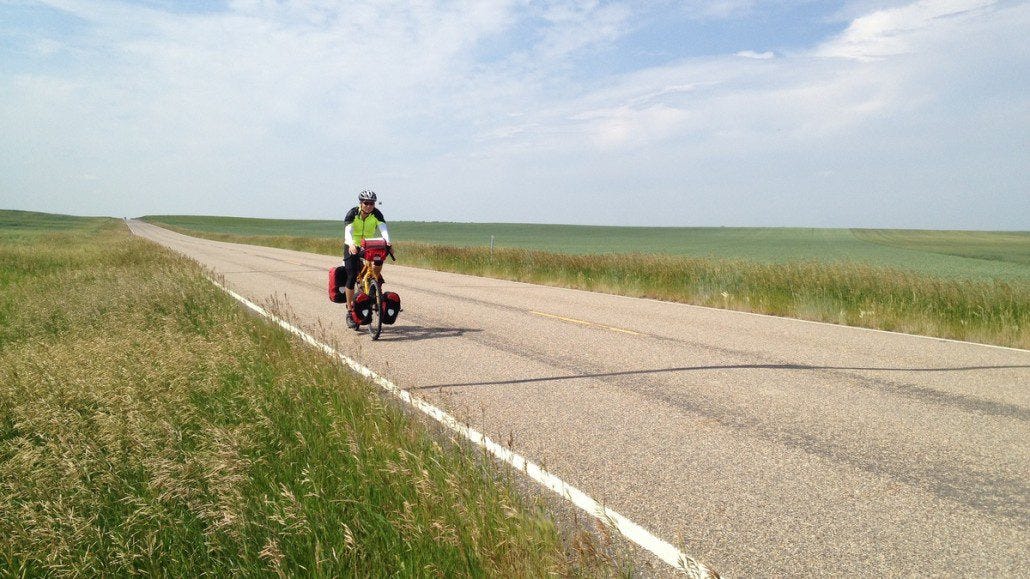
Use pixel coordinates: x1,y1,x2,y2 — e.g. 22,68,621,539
679,0,826,20
488,0,1024,151
682,0,758,19
433,0,1028,227
571,104,692,149
736,50,775,59
813,0,997,60
534,2,633,61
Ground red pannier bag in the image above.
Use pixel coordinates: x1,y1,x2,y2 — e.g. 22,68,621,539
328,266,346,303
381,291,401,324
361,238,390,264
351,291,374,325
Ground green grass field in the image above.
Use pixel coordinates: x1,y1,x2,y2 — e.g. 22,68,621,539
141,214,1029,349
143,215,1030,282
0,210,625,576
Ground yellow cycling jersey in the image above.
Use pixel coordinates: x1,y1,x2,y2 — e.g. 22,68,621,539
345,206,385,246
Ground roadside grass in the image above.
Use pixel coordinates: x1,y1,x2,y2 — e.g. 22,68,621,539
143,221,1029,350
0,216,621,576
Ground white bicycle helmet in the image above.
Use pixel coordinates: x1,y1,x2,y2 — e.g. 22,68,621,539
358,189,377,203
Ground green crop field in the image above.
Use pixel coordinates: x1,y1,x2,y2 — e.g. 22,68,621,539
143,215,1030,282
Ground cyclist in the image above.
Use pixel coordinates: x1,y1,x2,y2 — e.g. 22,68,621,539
343,189,392,325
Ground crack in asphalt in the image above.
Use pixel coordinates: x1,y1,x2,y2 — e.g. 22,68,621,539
401,309,1030,527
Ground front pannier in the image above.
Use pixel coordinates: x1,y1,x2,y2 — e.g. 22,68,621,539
381,291,401,324
328,266,347,303
351,292,374,325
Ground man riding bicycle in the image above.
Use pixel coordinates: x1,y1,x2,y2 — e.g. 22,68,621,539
343,189,392,325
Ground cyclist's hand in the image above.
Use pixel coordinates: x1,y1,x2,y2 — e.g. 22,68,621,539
349,245,359,255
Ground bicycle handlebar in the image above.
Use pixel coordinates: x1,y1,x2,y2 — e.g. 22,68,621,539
356,244,396,261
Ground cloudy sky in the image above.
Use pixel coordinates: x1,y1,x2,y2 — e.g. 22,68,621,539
2,0,1027,228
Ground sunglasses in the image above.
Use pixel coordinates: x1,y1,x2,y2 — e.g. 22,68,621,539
361,201,375,206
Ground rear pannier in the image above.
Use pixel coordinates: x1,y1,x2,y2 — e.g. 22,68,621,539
328,266,347,303
381,291,401,324
351,292,374,325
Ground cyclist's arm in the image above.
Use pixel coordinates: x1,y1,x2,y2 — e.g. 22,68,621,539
344,223,355,248
343,207,359,253
378,222,391,245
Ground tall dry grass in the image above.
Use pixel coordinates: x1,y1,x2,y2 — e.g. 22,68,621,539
415,245,1027,348
0,220,626,575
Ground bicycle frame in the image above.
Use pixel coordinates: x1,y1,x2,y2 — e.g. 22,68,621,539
352,238,393,340
356,237,390,293
356,259,381,294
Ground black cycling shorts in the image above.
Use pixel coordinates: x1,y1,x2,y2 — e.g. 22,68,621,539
342,246,361,290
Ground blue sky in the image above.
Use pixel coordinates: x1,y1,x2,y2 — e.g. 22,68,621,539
1,0,1027,229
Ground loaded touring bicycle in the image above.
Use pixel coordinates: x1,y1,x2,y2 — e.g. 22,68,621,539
328,238,401,340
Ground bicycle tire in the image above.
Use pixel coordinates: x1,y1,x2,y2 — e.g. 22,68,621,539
349,260,370,331
367,278,383,340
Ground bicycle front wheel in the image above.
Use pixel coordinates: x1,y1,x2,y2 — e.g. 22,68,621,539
367,279,383,340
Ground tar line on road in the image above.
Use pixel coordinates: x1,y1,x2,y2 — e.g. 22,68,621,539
207,276,717,578
531,310,643,335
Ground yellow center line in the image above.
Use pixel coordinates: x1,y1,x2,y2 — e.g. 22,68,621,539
604,325,644,336
531,311,591,326
530,311,642,336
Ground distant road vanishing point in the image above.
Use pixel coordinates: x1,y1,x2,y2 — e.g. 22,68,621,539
130,220,1029,576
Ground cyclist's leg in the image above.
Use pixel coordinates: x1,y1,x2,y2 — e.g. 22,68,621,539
343,249,361,310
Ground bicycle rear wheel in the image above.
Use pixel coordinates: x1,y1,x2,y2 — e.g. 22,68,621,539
367,279,383,340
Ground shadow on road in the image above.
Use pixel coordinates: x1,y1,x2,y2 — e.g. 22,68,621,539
420,362,1029,389
376,325,482,342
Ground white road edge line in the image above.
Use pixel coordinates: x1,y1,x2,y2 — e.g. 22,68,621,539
209,277,716,578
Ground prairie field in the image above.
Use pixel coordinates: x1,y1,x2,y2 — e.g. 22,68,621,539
145,215,1030,281
144,214,1029,349
0,210,621,575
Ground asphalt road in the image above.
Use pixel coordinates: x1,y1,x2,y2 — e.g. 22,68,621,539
129,220,1030,576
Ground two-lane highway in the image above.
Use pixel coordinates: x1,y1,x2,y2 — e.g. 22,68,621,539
129,220,1030,576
